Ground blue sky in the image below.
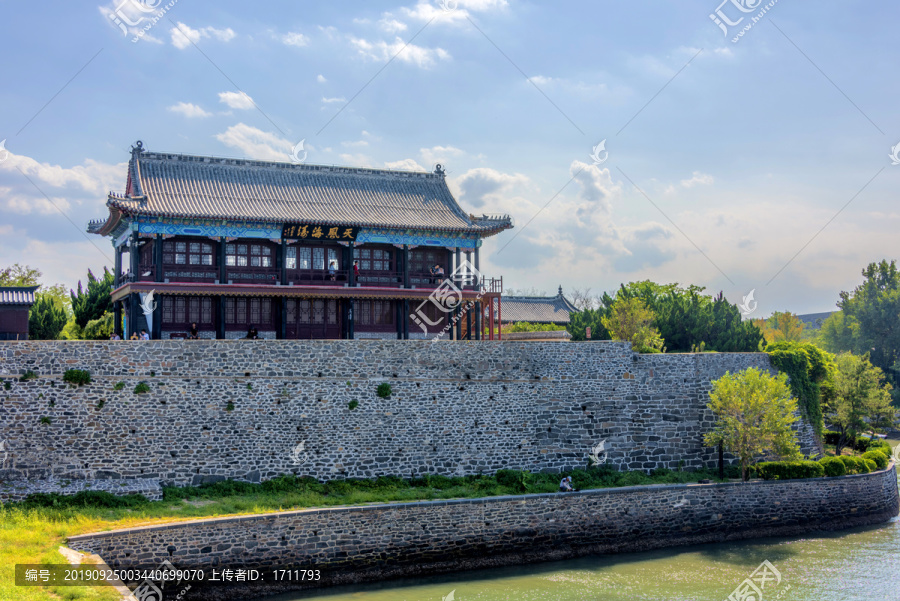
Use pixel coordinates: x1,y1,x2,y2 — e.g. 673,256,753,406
1,0,898,316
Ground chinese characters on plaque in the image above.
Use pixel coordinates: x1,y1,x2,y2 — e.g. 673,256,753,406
281,224,358,241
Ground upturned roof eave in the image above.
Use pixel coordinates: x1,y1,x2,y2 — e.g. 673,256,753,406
103,198,511,237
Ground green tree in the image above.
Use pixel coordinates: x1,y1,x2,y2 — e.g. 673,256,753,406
827,352,897,454
768,312,805,342
703,367,802,481
28,293,68,340
71,268,114,328
83,312,115,340
601,297,665,353
0,263,42,286
566,281,764,351
820,260,900,404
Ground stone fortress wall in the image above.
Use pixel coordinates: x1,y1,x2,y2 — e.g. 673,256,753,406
0,340,818,501
67,464,900,599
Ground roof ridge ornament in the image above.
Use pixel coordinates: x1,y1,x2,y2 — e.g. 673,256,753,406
433,163,446,177
131,140,144,154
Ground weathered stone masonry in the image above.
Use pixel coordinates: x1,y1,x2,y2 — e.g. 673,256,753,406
67,465,899,598
0,340,817,501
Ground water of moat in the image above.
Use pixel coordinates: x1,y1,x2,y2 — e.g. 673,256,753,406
255,472,900,601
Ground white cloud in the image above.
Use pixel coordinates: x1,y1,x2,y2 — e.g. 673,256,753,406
0,152,125,196
379,17,408,33
322,96,346,104
218,91,255,110
282,32,309,47
401,0,507,24
385,158,427,171
349,36,450,68
214,123,294,161
342,140,369,148
339,153,374,167
420,145,465,166
166,102,212,118
170,22,236,49
456,167,529,208
4,191,71,216
680,171,714,188
317,74,327,83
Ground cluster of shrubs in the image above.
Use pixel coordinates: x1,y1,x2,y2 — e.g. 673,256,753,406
753,439,894,481
823,430,888,453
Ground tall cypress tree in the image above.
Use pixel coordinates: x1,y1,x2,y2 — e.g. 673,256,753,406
71,267,114,328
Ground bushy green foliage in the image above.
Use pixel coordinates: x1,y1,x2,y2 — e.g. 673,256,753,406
39,416,52,425
505,321,566,332
133,382,150,394
704,367,801,480
818,456,847,477
566,281,763,351
867,439,891,453
83,312,114,340
225,400,234,411
19,491,149,509
113,381,125,391
767,341,834,438
753,460,825,480
818,260,900,404
838,455,873,474
19,370,37,382
348,400,359,410
827,352,896,453
28,293,68,340
601,296,665,353
70,267,114,328
376,383,392,398
862,450,888,469
62,369,91,386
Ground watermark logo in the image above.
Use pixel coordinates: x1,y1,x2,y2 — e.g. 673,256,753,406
140,290,157,316
588,439,608,466
439,0,459,12
133,560,191,601
107,0,179,44
443,590,456,601
710,0,779,43
290,441,310,466
892,443,900,464
0,139,9,163
890,142,900,166
0,440,7,466
589,139,608,165
725,559,789,601
739,289,757,316
410,259,482,340
291,139,307,164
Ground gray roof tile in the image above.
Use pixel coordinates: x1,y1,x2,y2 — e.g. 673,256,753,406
501,288,578,324
0,286,39,306
99,147,513,236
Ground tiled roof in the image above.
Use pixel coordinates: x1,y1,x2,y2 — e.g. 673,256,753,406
93,143,513,236
0,286,39,306
501,287,578,324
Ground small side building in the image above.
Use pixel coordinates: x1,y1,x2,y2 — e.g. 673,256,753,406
500,286,576,341
0,286,39,341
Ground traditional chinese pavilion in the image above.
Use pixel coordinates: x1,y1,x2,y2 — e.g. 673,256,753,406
87,142,512,340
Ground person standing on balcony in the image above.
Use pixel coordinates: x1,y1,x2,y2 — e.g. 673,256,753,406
353,261,360,278
328,261,337,281
434,264,445,282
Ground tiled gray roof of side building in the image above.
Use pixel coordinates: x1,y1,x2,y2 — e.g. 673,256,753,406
501,287,578,324
0,286,39,305
103,150,512,236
